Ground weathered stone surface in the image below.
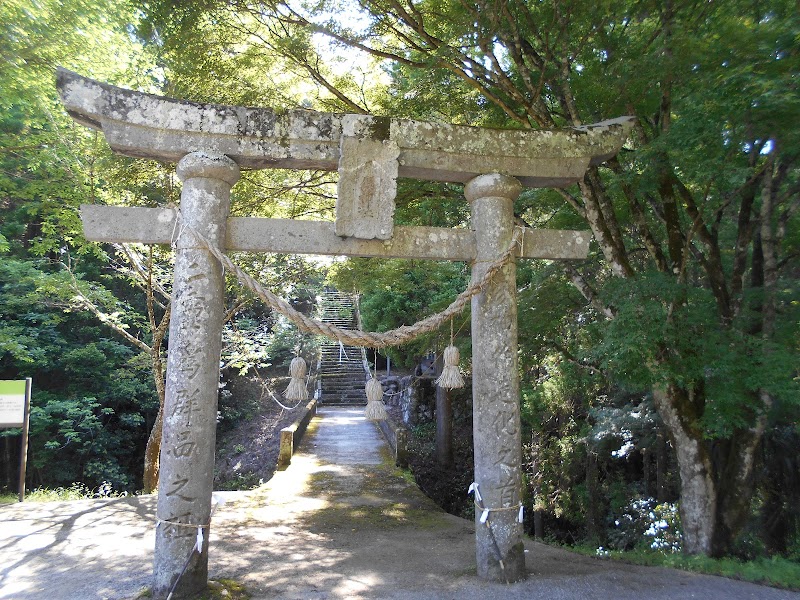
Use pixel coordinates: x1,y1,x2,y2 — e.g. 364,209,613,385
336,134,399,239
80,205,590,261
153,152,239,599
57,68,634,188
277,399,317,468
466,173,526,583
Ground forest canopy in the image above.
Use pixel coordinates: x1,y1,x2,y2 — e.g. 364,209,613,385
0,0,798,561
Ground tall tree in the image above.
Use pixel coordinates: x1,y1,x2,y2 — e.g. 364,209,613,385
136,0,800,555
0,0,174,491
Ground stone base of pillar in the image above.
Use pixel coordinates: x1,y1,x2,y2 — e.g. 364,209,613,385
477,535,527,583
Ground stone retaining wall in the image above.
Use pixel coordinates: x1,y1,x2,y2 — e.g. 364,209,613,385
277,398,317,468
376,415,409,468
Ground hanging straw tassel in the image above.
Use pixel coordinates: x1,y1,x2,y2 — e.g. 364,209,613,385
364,377,388,421
436,345,465,389
283,356,309,402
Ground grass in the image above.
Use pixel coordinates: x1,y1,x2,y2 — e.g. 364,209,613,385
569,544,800,590
0,492,18,505
1,482,128,503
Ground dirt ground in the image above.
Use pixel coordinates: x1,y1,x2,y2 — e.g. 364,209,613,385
214,374,306,489
1,407,798,600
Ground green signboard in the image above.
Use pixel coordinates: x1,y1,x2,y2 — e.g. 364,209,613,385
1,378,31,501
0,380,27,428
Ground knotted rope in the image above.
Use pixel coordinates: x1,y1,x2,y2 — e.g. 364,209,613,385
177,211,523,349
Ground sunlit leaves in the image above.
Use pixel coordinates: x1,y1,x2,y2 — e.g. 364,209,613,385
594,270,799,437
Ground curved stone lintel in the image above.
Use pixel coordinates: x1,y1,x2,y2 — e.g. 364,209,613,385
56,68,634,189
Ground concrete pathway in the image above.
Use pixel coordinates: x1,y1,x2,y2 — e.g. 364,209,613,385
0,406,798,599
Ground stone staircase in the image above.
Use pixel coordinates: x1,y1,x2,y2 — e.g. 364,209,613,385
317,291,368,405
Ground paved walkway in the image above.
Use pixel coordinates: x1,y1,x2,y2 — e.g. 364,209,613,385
0,407,797,599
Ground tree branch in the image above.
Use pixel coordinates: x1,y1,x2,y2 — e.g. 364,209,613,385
564,265,615,319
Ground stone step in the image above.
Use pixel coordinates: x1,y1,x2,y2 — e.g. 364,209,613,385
321,389,366,396
320,370,365,376
321,383,365,390
317,291,367,407
320,358,363,366
320,360,363,367
321,380,367,388
321,374,365,381
321,346,362,354
319,359,364,366
319,369,365,375
320,397,367,405
321,381,367,389
320,360,363,366
319,387,365,394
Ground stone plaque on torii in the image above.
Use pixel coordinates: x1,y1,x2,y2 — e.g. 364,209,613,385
57,68,632,598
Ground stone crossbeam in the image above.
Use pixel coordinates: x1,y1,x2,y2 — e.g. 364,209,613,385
57,68,634,189
80,205,590,261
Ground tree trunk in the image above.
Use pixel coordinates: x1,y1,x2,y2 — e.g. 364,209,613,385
142,406,162,493
709,391,770,556
656,427,668,502
534,510,544,539
585,449,604,545
435,384,453,468
529,430,545,539
3,436,11,489
654,384,767,556
653,385,716,555
143,346,167,493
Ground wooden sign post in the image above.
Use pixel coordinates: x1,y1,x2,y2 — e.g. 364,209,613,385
0,378,32,502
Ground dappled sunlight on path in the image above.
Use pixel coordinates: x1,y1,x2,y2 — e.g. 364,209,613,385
0,496,155,599
210,407,476,598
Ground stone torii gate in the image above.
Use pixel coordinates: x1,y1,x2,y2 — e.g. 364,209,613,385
57,68,632,598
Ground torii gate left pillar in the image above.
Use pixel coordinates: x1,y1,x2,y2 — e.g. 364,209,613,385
153,152,239,598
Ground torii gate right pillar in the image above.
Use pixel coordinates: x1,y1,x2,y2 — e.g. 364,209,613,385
466,173,526,582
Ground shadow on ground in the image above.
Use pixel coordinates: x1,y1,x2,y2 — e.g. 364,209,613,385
1,407,797,600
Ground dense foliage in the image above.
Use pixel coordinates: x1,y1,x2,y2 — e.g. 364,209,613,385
1,0,798,563
0,0,324,493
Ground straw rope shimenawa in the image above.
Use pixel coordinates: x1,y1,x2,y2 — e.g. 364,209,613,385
436,345,466,389
176,210,523,349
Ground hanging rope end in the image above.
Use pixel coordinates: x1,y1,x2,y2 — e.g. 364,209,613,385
364,377,388,421
436,345,465,389
284,356,309,402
